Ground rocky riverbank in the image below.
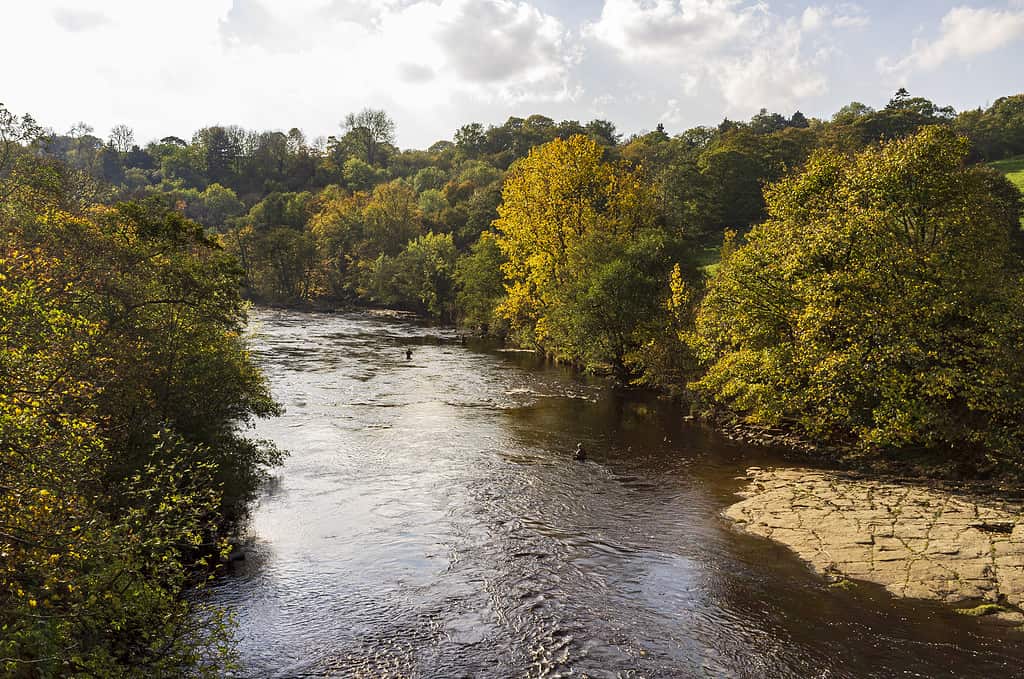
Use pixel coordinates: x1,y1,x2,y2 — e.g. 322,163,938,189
725,467,1024,626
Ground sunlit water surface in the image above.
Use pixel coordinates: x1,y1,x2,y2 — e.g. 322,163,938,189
209,309,1024,678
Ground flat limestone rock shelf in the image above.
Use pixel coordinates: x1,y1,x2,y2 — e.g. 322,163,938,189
726,467,1024,625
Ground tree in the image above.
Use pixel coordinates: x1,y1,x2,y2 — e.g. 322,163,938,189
98,143,125,184
413,166,447,193
262,227,319,300
372,232,458,318
455,123,486,155
246,191,314,231
194,126,238,185
362,180,422,257
692,127,1024,472
458,180,503,248
585,119,621,146
343,156,385,192
1,166,281,673
496,135,615,348
698,146,768,233
0,103,42,196
67,121,94,138
455,232,507,333
343,108,396,166
195,182,244,228
418,188,447,221
494,135,665,375
956,94,1024,161
308,188,372,300
109,124,135,153
749,108,788,135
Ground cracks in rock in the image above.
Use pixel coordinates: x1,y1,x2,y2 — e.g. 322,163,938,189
727,467,1024,614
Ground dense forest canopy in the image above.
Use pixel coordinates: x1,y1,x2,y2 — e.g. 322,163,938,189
3,88,1024,673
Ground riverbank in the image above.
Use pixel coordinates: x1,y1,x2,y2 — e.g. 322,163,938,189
725,467,1024,626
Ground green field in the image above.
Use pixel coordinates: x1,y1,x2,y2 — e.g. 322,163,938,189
990,156,1024,228
695,245,720,274
991,156,1024,191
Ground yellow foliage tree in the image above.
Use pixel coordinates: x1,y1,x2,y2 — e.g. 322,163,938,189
494,135,666,373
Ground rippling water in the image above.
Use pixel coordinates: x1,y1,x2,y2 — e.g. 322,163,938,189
210,309,1024,678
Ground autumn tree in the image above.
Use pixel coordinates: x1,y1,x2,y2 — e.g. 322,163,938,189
494,135,676,376
692,127,1024,473
1,156,281,673
362,179,423,257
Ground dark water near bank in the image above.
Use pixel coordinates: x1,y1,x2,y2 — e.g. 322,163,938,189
211,309,1024,678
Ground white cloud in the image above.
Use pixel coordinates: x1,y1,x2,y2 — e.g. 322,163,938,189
433,0,578,100
584,0,763,62
6,0,1021,150
802,4,869,32
713,22,829,113
219,0,305,52
0,0,583,149
213,0,576,101
801,6,825,31
586,1,832,117
397,62,435,84
831,13,869,29
53,7,111,32
660,98,686,126
880,5,1024,75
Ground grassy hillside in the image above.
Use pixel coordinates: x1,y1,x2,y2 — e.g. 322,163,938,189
990,156,1024,228
991,156,1024,190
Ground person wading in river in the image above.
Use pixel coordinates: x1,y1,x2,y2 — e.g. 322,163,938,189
574,442,586,461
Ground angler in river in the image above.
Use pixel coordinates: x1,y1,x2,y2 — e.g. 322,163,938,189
573,442,586,461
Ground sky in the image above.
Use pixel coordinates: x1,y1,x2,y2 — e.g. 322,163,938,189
3,0,1024,149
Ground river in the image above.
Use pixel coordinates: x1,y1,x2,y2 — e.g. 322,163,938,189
209,309,1024,678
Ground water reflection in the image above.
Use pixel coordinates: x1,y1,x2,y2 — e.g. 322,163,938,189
209,309,1024,678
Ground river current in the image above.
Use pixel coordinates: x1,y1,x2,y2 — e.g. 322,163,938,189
209,309,1024,678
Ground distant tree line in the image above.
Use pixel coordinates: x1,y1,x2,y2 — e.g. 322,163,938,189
21,91,1023,321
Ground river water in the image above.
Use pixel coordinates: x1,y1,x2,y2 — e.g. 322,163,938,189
210,309,1024,678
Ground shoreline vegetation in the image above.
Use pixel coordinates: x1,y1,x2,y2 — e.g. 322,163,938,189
3,88,1024,673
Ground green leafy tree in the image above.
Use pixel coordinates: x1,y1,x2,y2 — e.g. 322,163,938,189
0,103,42,197
342,108,396,166
455,232,507,333
413,166,447,193
343,156,386,192
371,232,458,318
1,163,280,673
693,127,1024,472
192,182,244,228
